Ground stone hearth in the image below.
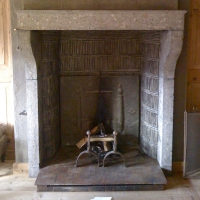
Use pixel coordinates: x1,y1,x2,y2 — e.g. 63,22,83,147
14,10,186,177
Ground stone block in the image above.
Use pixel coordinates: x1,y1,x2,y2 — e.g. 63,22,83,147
157,77,175,171
16,10,186,31
26,79,40,177
159,31,184,78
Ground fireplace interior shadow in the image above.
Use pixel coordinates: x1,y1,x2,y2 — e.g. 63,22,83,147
31,30,166,190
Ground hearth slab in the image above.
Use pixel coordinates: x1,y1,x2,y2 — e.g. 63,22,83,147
37,184,164,192
35,145,167,191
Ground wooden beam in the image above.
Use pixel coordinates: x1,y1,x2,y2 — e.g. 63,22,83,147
0,1,4,65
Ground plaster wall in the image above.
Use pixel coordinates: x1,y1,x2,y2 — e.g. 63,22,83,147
23,0,178,10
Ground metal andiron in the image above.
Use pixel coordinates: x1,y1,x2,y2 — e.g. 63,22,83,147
75,129,126,167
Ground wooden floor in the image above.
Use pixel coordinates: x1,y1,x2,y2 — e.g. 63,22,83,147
1,161,200,200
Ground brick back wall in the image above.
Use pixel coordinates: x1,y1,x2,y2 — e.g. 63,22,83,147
59,31,141,145
41,31,61,162
60,31,141,75
36,31,61,163
140,32,160,159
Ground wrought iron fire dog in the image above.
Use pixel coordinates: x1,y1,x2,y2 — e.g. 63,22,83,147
75,130,126,167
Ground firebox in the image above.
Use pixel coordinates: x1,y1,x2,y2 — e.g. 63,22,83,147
31,30,161,165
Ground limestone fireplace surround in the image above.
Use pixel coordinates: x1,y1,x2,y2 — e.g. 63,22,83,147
14,10,186,177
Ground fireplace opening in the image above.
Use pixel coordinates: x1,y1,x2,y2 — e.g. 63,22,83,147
31,30,160,167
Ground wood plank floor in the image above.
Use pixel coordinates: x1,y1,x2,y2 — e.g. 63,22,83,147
1,160,200,200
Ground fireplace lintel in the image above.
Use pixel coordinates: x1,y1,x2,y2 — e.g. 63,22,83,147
15,10,186,31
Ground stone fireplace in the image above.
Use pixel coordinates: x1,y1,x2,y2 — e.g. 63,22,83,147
14,10,186,177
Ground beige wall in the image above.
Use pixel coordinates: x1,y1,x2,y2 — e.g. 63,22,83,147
0,0,14,160
23,0,178,10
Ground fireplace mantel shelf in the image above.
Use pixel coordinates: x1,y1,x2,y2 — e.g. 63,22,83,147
15,10,186,31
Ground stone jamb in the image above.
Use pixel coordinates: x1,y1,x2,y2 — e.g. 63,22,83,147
20,31,40,177
157,31,184,172
15,10,186,31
